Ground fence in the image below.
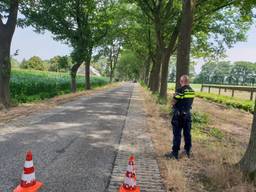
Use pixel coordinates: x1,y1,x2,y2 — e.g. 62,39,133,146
201,84,256,100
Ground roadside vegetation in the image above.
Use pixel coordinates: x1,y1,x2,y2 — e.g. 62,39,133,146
196,92,254,113
142,85,255,192
10,69,109,104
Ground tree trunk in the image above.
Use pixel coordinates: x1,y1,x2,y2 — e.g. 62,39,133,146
175,0,195,89
84,47,92,90
110,68,113,83
0,40,11,108
159,25,179,99
150,58,161,93
148,59,155,88
111,46,120,83
70,64,80,93
144,56,151,85
159,49,170,100
0,0,19,109
85,61,91,90
150,13,163,93
239,100,256,178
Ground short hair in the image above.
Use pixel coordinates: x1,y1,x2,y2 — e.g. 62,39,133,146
180,75,190,84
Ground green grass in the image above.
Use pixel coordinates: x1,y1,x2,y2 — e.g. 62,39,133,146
10,69,109,103
196,92,254,113
168,83,202,91
192,111,224,141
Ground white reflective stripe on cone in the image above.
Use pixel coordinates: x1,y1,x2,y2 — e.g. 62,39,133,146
24,160,33,168
128,177,133,187
127,165,133,172
124,177,129,185
21,172,36,182
124,177,133,187
131,178,136,187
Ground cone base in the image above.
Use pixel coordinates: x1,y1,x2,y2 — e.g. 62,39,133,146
14,181,43,192
119,185,140,192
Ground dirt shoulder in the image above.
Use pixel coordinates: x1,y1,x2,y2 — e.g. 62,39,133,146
193,98,252,144
0,83,120,124
140,86,255,192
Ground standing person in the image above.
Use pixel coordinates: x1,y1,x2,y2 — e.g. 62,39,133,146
165,75,195,160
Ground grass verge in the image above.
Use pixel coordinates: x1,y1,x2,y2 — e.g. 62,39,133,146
140,85,255,192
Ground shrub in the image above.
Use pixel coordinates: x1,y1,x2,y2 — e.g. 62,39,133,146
196,92,254,113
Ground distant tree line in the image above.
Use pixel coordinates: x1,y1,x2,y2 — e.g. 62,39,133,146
194,61,256,86
12,56,73,72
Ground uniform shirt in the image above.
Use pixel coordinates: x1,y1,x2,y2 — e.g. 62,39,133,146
173,85,195,111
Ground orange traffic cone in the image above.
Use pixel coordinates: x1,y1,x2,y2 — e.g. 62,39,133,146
119,155,140,192
13,151,43,192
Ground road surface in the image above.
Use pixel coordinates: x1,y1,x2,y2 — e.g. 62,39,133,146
0,84,133,192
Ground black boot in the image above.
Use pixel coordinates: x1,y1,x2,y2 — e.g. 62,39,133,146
185,150,191,158
164,151,178,160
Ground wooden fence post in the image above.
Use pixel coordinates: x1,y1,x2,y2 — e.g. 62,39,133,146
208,86,211,93
232,89,234,97
218,88,221,95
250,91,254,100
201,85,203,92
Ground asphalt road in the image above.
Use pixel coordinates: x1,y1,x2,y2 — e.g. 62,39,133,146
0,83,133,192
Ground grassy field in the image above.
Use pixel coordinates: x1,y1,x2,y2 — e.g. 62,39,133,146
10,69,109,103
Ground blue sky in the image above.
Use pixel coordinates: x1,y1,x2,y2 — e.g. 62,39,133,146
11,25,256,73
11,26,72,61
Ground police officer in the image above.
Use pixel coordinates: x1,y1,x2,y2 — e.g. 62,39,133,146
165,75,195,160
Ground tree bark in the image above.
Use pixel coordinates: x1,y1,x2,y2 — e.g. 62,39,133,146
148,63,154,88
144,56,151,85
0,0,19,109
159,25,179,99
175,0,195,89
0,40,11,108
70,64,80,93
150,13,164,93
85,61,91,90
109,69,113,83
150,57,162,93
111,46,120,83
239,99,256,178
159,49,171,100
85,48,92,90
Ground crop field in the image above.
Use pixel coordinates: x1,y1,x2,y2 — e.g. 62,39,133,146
10,69,109,103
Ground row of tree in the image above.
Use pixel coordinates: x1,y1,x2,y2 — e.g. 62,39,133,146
110,0,256,176
1,0,124,107
194,61,256,85
112,0,255,99
0,0,256,177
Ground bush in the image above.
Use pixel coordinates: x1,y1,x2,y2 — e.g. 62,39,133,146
20,56,47,71
196,92,254,113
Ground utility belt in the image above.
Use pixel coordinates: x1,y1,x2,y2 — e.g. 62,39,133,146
173,109,191,116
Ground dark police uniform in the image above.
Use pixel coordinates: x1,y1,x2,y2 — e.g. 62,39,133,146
171,85,195,157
